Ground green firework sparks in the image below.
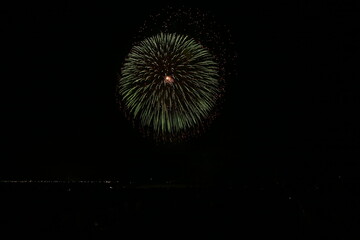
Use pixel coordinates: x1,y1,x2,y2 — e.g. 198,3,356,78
118,33,220,141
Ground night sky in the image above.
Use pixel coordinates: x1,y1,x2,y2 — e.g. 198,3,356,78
1,1,359,238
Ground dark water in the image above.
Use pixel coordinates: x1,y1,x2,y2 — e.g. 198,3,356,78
1,181,356,239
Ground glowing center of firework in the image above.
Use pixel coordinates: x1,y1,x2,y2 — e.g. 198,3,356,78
164,75,175,84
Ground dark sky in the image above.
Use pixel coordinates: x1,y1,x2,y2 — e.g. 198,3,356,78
2,1,358,186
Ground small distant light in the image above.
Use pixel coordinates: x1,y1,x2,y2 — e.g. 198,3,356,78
288,196,292,200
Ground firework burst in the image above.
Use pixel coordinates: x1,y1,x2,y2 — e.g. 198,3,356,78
118,32,220,141
117,7,237,142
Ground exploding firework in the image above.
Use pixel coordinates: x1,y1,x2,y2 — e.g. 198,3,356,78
118,33,220,141
117,7,235,142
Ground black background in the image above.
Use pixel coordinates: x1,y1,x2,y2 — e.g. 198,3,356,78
1,1,359,238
